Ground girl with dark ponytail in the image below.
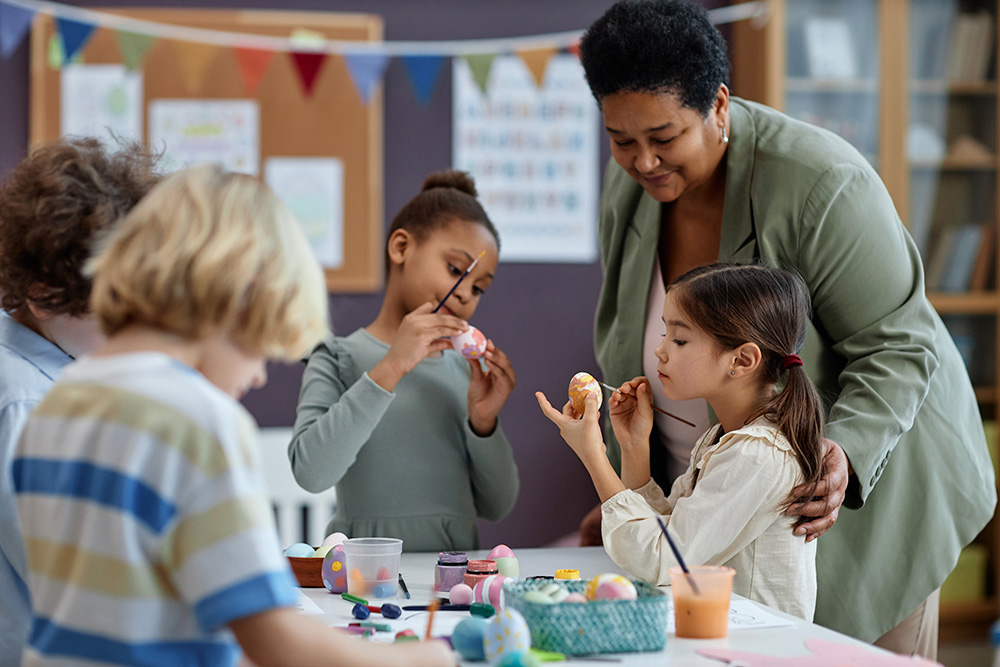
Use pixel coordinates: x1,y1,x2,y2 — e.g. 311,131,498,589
537,262,824,621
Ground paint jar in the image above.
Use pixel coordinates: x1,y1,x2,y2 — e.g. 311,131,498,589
554,569,580,580
434,551,469,592
463,559,498,589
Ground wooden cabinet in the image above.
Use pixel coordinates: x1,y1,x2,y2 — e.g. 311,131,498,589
731,0,1000,640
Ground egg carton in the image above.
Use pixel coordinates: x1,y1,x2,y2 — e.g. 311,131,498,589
504,579,667,655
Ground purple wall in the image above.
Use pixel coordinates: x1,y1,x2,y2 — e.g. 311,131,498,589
0,0,724,548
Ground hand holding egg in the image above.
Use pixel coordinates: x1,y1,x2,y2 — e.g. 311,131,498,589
568,372,603,415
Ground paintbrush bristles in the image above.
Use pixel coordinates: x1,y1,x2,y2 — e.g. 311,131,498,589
598,381,698,428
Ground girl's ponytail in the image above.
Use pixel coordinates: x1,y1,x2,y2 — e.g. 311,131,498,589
766,357,824,500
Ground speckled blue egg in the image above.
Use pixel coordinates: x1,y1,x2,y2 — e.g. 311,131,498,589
495,651,542,667
451,617,489,661
283,542,315,558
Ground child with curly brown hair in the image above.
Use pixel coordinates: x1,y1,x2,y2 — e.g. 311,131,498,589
0,137,161,666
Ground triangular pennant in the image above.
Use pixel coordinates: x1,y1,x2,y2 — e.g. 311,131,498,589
516,47,557,88
55,17,95,62
568,41,581,59
47,33,63,68
464,53,496,95
0,3,35,59
172,40,218,93
115,30,155,70
290,51,327,96
401,54,446,106
343,52,390,105
233,46,273,95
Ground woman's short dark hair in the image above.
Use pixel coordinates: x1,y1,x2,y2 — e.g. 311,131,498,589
579,0,730,116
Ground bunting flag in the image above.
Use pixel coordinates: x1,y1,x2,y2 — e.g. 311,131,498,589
55,17,94,62
115,30,155,71
568,41,581,59
47,32,62,68
516,46,557,88
401,54,446,106
343,52,390,104
0,2,35,59
464,53,496,95
233,46,274,95
172,40,218,92
290,51,327,96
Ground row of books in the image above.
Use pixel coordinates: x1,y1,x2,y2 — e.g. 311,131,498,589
947,11,994,82
925,223,994,293
912,7,995,81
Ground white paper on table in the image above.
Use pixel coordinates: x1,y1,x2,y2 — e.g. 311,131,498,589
668,598,796,633
265,157,344,269
148,99,259,176
60,64,143,145
295,590,325,615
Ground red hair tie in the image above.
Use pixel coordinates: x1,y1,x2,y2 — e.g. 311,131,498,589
783,354,803,369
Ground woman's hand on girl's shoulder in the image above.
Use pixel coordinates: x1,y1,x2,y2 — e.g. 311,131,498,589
786,438,849,542
467,339,516,436
369,302,467,392
608,377,655,451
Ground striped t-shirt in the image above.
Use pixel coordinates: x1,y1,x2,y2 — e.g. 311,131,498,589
13,352,298,666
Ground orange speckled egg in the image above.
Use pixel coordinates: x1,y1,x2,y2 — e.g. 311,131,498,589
568,372,603,414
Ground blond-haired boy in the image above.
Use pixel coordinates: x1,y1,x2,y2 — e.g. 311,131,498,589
12,165,451,666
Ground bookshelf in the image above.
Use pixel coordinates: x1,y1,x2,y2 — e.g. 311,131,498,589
731,0,1000,640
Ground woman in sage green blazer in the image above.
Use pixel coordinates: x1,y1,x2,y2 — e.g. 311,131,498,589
580,0,996,655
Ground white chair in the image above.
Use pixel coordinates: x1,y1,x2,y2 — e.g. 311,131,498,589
258,427,337,548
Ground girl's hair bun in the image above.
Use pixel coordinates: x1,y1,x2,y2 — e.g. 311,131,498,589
421,169,478,198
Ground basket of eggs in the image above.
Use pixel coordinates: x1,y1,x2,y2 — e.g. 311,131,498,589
504,575,668,655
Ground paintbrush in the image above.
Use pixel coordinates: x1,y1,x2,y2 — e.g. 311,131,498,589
424,598,440,640
598,381,697,428
432,250,486,314
656,516,700,595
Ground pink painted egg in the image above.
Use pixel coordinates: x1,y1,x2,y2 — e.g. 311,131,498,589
564,592,587,603
449,583,475,605
488,544,515,560
473,574,509,609
584,573,636,601
568,372,603,414
321,532,349,547
451,326,487,360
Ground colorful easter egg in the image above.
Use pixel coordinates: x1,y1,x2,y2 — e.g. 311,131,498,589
451,326,487,360
449,583,474,605
473,574,509,609
321,545,347,593
568,372,603,414
451,617,489,662
487,544,515,560
522,590,554,604
321,532,349,547
312,545,334,558
496,651,542,667
483,608,531,662
283,542,314,558
584,573,637,601
564,592,587,603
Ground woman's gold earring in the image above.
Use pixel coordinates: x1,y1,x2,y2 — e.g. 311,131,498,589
720,125,729,144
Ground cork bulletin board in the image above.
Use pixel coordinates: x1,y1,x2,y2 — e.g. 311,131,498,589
29,8,384,292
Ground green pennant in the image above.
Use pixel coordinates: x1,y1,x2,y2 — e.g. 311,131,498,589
116,31,155,70
464,53,495,95
47,33,64,69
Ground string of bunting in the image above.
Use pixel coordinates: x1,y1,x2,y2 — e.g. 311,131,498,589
0,0,766,104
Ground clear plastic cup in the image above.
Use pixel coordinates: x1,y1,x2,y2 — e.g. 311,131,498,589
669,565,735,639
342,538,403,599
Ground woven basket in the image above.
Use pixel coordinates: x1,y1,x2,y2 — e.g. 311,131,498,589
504,579,667,655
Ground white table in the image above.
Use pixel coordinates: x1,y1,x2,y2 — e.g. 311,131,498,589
300,546,890,666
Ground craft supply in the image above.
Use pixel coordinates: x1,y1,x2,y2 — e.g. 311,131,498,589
464,559,498,588
402,603,471,611
656,516,699,595
322,531,349,547
341,592,368,605
321,546,348,594
434,551,469,592
488,544,520,580
351,621,391,632
424,599,440,640
397,573,411,599
343,625,374,636
452,617,489,661
365,603,402,619
568,372,603,414
554,569,579,580
432,250,485,313
394,629,418,643
529,648,623,662
483,608,531,661
372,582,396,598
342,537,403,599
470,602,496,618
473,574,509,609
449,583,474,605
451,326,488,360
584,574,637,601
669,565,735,639
598,381,697,427
352,603,371,620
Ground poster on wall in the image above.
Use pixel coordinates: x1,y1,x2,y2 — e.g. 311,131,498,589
60,64,143,145
265,157,345,269
148,99,259,175
453,54,600,263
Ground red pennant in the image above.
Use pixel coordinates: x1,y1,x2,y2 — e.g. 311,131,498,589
568,41,581,59
290,51,327,96
234,47,273,95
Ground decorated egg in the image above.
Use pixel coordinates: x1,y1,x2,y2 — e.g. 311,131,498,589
283,542,315,558
451,617,489,662
568,372,603,414
488,544,515,560
451,326,487,360
321,545,348,593
473,574,509,609
321,532,349,547
483,608,531,662
312,545,334,558
449,583,475,605
496,651,542,667
522,590,554,604
584,573,637,601
564,592,587,603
